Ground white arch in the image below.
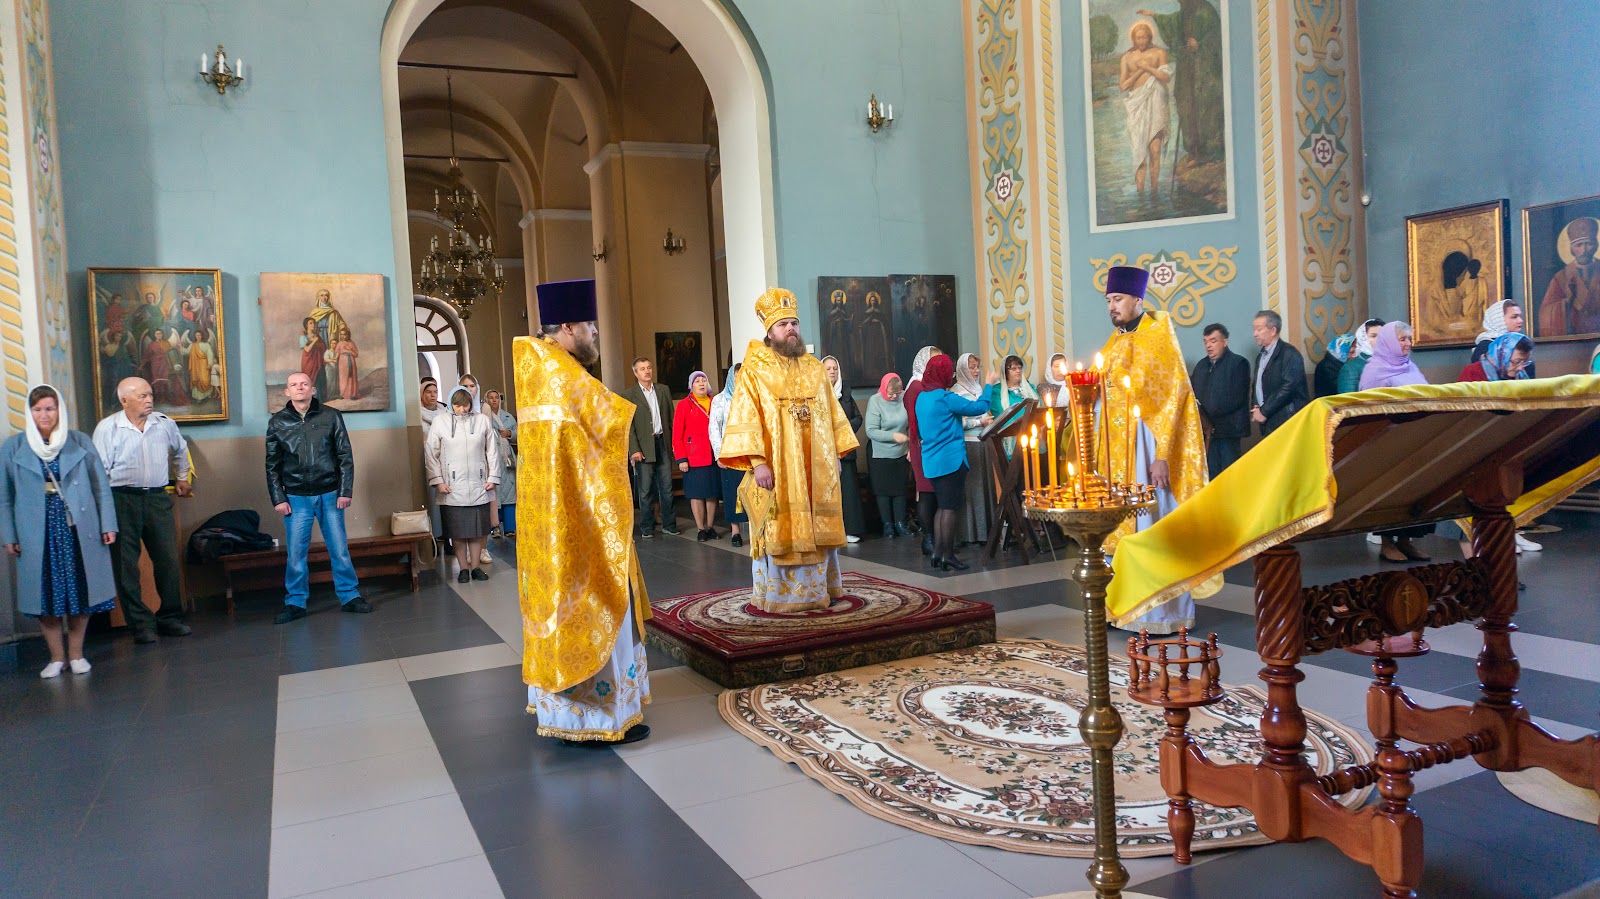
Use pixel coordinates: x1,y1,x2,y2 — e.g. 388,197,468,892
380,0,778,372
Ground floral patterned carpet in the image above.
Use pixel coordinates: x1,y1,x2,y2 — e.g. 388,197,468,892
719,638,1374,857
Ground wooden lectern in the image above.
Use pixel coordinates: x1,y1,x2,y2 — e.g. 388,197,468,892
980,398,1041,562
1129,390,1600,898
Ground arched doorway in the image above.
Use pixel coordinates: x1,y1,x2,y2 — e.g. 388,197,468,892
380,0,779,394
414,295,469,393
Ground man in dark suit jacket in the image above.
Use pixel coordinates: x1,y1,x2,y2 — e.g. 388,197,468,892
1190,323,1252,475
1249,309,1310,437
620,357,679,537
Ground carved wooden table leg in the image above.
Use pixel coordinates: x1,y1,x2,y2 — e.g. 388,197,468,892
1252,545,1312,838
1162,707,1197,864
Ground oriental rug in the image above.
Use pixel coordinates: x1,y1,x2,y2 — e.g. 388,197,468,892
646,573,994,688
719,638,1374,857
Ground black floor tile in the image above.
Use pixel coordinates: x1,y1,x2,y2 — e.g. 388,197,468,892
385,620,501,659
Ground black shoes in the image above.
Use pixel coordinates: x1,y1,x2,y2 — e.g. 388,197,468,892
696,529,709,542
562,723,651,747
942,556,971,572
731,534,743,548
920,535,935,556
470,569,489,581
883,524,896,539
457,570,471,583
156,620,192,637
663,525,682,536
132,629,157,644
894,523,914,537
639,529,654,539
342,598,373,613
274,606,308,625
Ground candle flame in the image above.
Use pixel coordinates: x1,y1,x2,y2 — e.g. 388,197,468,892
1122,374,1132,389
1068,461,1076,476
1075,361,1084,371
1093,352,1104,370
1134,404,1141,419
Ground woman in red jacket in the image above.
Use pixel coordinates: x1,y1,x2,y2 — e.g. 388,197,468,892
673,371,721,541
1459,332,1533,382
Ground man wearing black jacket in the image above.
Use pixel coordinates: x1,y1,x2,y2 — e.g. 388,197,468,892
1190,323,1251,475
1249,309,1309,437
266,372,364,623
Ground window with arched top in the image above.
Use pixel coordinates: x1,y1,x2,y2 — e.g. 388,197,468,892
414,296,470,393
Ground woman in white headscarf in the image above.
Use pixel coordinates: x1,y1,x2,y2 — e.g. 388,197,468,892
952,353,995,545
1039,352,1070,407
426,387,501,583
483,388,517,538
0,385,119,678
902,345,943,556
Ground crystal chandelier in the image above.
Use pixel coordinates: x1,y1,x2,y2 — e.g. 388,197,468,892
415,72,505,320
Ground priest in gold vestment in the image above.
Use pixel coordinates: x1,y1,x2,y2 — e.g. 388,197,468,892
515,279,651,744
719,288,860,612
1098,266,1216,633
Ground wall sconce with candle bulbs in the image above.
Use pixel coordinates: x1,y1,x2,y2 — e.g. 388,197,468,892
866,94,894,133
662,228,686,256
199,44,245,95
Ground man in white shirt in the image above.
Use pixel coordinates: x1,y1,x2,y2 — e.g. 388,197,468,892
621,357,679,538
92,377,193,644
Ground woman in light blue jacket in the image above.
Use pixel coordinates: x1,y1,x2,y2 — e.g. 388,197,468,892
914,356,999,570
0,384,118,678
864,373,912,539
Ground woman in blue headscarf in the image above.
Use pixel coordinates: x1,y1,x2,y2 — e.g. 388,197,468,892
1314,333,1356,398
708,363,746,547
1459,332,1533,382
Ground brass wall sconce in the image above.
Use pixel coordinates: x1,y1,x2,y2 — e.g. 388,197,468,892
866,94,894,133
200,44,245,95
592,239,608,262
662,228,686,256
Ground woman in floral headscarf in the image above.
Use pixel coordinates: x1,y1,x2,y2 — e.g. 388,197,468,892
1459,333,1534,382
1314,332,1356,398
1335,319,1385,393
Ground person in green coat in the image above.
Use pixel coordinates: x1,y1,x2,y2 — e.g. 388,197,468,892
1336,318,1385,393
1139,0,1225,162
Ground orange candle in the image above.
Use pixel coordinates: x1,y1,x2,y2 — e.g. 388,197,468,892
1121,374,1133,484
1045,410,1058,488
1020,434,1032,495
1030,424,1041,497
1129,404,1141,486
1068,461,1079,506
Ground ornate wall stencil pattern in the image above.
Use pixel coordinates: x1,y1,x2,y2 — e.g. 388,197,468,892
17,0,70,398
1293,0,1355,361
0,29,26,432
974,0,1034,370
1089,246,1239,328
1038,0,1065,357
1256,0,1280,313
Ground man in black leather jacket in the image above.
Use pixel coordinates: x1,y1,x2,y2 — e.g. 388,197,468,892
1190,323,1251,475
266,372,365,623
1249,309,1309,437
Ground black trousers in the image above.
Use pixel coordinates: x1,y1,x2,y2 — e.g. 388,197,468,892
633,434,675,533
1207,437,1242,477
110,490,185,631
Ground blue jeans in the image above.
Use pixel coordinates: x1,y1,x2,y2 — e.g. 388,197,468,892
284,491,361,608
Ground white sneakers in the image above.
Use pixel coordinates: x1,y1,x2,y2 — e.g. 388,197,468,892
846,535,861,544
1367,533,1382,545
1515,533,1542,553
39,658,89,679
479,548,493,564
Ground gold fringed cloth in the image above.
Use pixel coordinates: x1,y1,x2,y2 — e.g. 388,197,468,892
1098,310,1210,553
719,340,860,566
1106,376,1600,627
513,336,650,694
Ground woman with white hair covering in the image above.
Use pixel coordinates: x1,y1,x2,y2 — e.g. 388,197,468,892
952,353,995,545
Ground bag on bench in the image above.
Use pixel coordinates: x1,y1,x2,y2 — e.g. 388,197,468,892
187,509,276,563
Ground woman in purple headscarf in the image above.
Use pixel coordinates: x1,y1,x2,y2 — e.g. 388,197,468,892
1356,321,1434,561
1358,321,1427,390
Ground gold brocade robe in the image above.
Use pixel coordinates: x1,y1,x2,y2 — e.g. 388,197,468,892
513,335,650,694
1098,310,1209,551
719,340,860,566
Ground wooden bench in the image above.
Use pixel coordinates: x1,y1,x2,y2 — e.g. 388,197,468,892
218,534,431,612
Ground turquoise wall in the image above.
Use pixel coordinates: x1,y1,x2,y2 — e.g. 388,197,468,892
52,0,402,437
51,0,981,430
1359,0,1600,369
736,0,980,356
1058,0,1263,365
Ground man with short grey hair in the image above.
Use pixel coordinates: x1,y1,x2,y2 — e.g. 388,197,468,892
621,356,678,538
92,377,193,644
1249,309,1308,437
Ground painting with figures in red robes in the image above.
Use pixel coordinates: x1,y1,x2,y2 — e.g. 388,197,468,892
1523,194,1600,343
86,267,228,422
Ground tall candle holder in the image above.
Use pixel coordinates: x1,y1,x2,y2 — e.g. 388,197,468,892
1022,365,1154,899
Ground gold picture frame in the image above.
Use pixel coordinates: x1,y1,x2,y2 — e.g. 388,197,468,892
1521,192,1600,343
1405,199,1510,348
86,267,229,422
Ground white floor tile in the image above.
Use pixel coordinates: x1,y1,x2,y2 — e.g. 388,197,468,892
276,682,420,735
622,734,807,808
278,660,405,703
397,643,519,682
950,840,1225,896
267,793,483,899
609,693,733,758
300,854,502,898
274,710,434,774
749,835,1029,899
648,665,720,705
1424,621,1600,683
271,746,455,828
676,779,908,879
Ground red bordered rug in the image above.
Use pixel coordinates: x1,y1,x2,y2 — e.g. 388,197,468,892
646,573,995,688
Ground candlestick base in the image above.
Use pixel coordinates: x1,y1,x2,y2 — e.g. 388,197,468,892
1022,495,1154,899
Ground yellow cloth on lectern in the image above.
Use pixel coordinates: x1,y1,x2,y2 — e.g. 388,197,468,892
513,335,650,694
719,339,859,565
1098,310,1211,551
1106,375,1600,627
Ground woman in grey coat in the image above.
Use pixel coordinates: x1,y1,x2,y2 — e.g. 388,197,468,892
0,384,118,678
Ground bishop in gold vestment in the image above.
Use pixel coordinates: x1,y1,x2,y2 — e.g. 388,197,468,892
719,289,860,612
515,280,651,744
1098,266,1215,633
